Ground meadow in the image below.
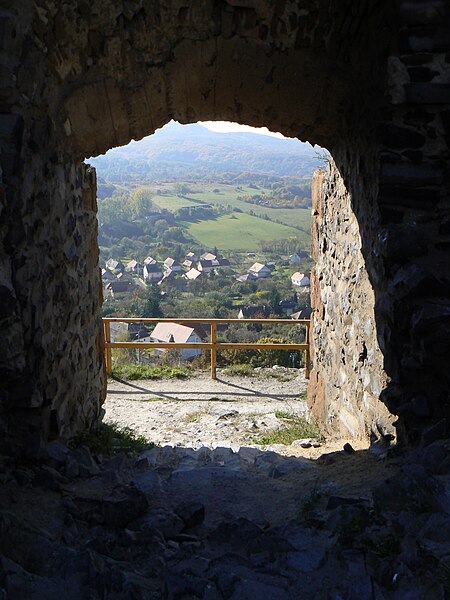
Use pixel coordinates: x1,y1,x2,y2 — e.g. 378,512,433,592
185,212,306,250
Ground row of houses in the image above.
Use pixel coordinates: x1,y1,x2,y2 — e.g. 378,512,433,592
104,250,311,297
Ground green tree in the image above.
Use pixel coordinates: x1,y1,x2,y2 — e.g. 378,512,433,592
129,187,154,218
143,284,163,317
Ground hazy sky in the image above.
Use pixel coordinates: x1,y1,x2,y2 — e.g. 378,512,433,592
200,121,285,139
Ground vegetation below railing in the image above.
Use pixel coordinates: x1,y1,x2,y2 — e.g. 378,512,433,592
112,363,192,381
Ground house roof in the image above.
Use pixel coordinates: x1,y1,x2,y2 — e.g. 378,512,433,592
200,252,217,261
186,251,198,259
182,259,194,269
150,322,205,344
105,281,135,292
144,256,157,265
144,262,162,273
126,259,140,269
239,305,270,318
106,259,124,270
185,268,202,280
235,273,257,282
291,307,312,320
164,257,176,267
249,262,268,272
102,268,115,280
291,271,310,283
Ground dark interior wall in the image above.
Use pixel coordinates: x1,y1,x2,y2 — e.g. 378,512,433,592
0,0,448,454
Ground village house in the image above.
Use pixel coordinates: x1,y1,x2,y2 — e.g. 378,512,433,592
163,257,182,272
248,262,272,278
144,256,157,265
288,253,301,264
149,322,207,360
143,262,163,281
238,305,270,319
291,307,312,320
197,259,215,273
291,271,310,287
200,252,217,261
278,299,297,316
185,251,198,262
182,258,195,271
158,268,176,286
105,280,137,296
125,259,143,275
185,268,202,281
106,258,124,272
235,273,257,283
101,268,116,282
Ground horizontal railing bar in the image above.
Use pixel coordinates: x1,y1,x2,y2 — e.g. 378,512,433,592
106,342,308,350
103,317,310,325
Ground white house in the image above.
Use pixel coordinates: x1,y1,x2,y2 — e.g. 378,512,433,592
291,271,310,287
149,322,206,360
200,252,217,261
248,262,271,278
163,257,182,272
143,262,163,281
126,259,142,275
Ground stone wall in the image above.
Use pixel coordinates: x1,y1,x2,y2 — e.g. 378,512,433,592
308,163,392,438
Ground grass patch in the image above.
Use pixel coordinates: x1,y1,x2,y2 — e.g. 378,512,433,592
112,363,191,381
264,371,292,382
186,212,304,250
71,422,154,456
254,415,323,445
184,411,204,423
223,363,254,376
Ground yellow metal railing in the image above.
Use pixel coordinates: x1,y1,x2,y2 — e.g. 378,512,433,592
103,317,311,379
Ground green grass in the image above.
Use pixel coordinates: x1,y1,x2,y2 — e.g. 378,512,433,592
186,212,305,250
112,363,192,380
189,185,311,231
152,194,199,211
254,415,323,445
71,422,154,456
223,363,254,376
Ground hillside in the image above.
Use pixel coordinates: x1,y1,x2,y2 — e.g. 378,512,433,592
89,121,323,183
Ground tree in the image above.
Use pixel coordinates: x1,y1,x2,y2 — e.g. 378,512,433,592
142,284,163,317
129,187,154,218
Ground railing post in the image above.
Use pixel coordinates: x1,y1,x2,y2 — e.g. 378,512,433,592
305,320,311,379
210,322,217,379
104,320,112,377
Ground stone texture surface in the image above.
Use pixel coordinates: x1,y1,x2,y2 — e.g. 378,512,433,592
0,0,449,451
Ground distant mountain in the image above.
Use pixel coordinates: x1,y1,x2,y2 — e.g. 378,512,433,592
89,121,323,184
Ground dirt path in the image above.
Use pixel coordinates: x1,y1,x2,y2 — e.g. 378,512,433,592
104,368,369,457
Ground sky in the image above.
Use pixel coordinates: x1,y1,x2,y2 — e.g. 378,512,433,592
200,121,285,139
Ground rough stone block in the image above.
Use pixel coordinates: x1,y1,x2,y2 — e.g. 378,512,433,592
405,83,450,104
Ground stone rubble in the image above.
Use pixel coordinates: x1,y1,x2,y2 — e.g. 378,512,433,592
0,438,448,599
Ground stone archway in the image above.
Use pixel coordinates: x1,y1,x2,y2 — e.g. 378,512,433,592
1,1,449,455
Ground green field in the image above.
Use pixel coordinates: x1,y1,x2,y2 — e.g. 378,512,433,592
152,195,199,211
186,212,306,250
149,183,311,232
187,185,310,231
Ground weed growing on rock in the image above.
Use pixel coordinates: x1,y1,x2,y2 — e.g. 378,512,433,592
254,415,323,445
71,422,154,456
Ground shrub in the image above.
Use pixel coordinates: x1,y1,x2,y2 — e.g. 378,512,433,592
112,363,191,380
71,422,154,456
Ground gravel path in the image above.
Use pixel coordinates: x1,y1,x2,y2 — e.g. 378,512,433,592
104,368,369,456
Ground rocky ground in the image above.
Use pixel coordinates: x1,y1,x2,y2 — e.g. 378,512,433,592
104,368,369,457
0,430,449,598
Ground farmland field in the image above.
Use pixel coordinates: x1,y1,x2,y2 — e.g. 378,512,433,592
152,195,199,211
185,212,307,250
150,183,311,231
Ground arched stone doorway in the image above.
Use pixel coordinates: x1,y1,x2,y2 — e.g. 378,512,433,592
1,1,449,455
